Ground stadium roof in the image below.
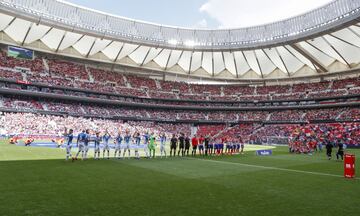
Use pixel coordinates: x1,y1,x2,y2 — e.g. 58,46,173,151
1,0,360,80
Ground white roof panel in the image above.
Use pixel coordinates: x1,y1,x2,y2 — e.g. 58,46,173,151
213,52,225,75
89,39,112,56
73,35,96,56
24,24,51,44
143,48,163,65
4,19,31,43
298,41,335,67
153,49,171,68
243,51,261,75
58,32,83,51
40,28,65,50
167,50,183,69
255,49,276,75
234,51,250,75
277,46,304,73
0,14,14,31
190,52,202,72
101,41,124,60
264,48,287,73
202,52,213,75
116,43,139,61
128,46,151,65
323,34,360,64
178,51,192,71
223,52,237,76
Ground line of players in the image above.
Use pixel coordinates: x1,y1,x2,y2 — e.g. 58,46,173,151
63,129,245,161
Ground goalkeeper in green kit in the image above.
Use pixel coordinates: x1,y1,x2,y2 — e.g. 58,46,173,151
149,132,156,158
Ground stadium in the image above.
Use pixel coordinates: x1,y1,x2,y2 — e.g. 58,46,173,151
0,0,359,215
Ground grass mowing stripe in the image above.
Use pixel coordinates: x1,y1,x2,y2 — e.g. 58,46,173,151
190,157,355,179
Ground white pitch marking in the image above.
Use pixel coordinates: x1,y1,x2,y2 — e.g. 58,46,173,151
190,158,356,179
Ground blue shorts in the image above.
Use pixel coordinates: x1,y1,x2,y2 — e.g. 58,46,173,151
199,145,204,150
226,145,232,149
219,144,224,149
214,144,219,149
236,144,241,150
208,144,214,149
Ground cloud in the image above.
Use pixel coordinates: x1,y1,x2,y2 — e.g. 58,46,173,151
199,0,333,28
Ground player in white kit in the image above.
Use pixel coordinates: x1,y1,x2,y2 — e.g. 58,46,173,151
143,132,150,158
159,133,167,158
75,130,86,160
64,128,74,161
83,129,91,160
94,132,102,160
114,131,123,159
123,129,132,159
133,131,141,159
102,131,111,159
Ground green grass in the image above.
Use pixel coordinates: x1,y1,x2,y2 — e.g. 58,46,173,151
0,140,359,216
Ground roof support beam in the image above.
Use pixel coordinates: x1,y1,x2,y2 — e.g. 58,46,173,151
85,38,97,58
273,48,290,77
57,34,85,53
240,51,251,74
102,41,114,50
21,23,33,46
283,45,317,71
127,45,141,57
200,52,204,71
2,17,16,32
113,43,125,62
322,36,350,68
164,50,172,70
55,32,67,53
175,51,184,68
188,51,194,74
232,52,239,78
221,51,226,74
211,52,215,77
152,49,164,61
290,44,328,73
330,31,360,49
140,47,152,66
306,40,335,61
253,50,264,78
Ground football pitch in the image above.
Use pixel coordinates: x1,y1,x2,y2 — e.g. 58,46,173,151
0,140,359,216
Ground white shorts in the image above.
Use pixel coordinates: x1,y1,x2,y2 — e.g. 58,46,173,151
124,143,131,150
78,143,85,151
84,145,89,152
66,144,72,154
160,145,166,152
115,144,121,150
95,145,100,152
103,144,110,151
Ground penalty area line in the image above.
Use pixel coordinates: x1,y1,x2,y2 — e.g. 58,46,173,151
189,158,357,179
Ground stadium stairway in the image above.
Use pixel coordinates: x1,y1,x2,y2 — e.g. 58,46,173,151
301,112,307,120
155,79,161,89
266,113,272,121
336,110,347,120
85,65,94,82
42,58,49,72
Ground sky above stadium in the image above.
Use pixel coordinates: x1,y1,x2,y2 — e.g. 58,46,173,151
66,0,333,29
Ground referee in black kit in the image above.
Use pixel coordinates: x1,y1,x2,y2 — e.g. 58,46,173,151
178,133,185,156
204,135,210,156
170,134,178,157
